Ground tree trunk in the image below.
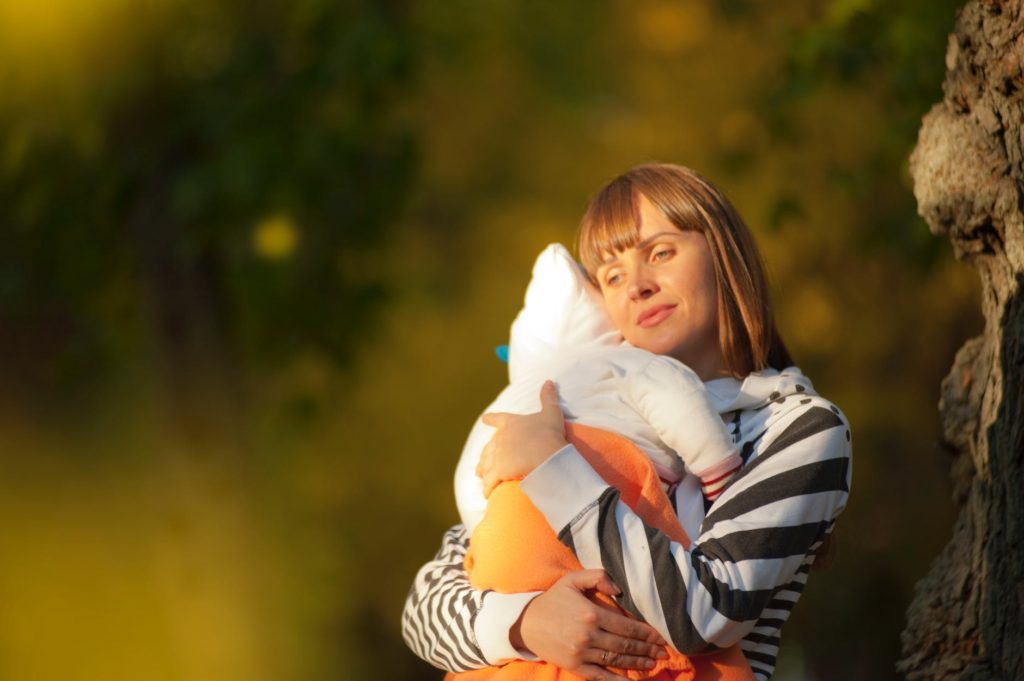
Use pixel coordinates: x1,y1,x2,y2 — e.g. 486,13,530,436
898,1,1024,679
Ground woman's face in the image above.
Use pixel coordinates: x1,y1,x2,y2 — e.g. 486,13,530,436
595,195,726,380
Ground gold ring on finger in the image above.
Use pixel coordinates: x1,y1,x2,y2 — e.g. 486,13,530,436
601,650,610,665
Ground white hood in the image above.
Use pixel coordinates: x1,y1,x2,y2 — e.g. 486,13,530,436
704,366,817,414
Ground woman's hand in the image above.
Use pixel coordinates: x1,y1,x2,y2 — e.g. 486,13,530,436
511,569,670,681
477,380,568,498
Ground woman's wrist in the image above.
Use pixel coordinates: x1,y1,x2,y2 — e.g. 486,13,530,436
535,429,569,467
520,444,610,531
509,606,530,653
477,591,543,663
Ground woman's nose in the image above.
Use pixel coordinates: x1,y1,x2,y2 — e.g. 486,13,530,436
628,268,658,301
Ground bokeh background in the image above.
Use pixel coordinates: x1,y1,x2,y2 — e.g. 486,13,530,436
0,1,981,679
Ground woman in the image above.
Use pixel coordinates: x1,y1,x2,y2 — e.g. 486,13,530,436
402,164,851,681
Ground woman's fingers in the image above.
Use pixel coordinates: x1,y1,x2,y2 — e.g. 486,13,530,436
481,471,500,498
477,391,568,484
475,441,489,478
591,651,656,673
483,381,563,428
587,630,668,668
595,606,669,647
478,439,506,498
539,380,562,415
480,411,510,427
514,569,669,677
560,568,620,595
557,571,668,670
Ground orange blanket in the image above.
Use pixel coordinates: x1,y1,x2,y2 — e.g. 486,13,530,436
448,423,754,681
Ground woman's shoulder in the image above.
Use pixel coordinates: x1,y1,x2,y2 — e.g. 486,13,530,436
727,368,851,462
760,392,850,454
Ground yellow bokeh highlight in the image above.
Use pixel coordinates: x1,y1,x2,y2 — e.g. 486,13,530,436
252,215,299,260
633,0,711,54
0,0,178,92
0,0,121,55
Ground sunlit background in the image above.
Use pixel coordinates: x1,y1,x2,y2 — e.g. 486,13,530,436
0,1,979,679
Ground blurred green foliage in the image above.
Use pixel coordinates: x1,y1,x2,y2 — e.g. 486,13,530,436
0,1,981,680
761,0,966,266
0,0,415,404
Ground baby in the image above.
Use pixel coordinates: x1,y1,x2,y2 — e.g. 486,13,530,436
455,244,741,534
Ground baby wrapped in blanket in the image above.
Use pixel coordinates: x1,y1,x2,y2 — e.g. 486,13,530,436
455,243,741,535
450,245,754,681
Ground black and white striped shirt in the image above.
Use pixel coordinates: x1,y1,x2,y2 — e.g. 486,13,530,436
402,369,851,680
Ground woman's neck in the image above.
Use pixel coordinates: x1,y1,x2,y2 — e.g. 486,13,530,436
681,348,730,382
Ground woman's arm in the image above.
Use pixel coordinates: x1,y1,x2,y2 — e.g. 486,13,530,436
401,526,669,677
402,524,543,671
401,524,490,670
518,398,852,657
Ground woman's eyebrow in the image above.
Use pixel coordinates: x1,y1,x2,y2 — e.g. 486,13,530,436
634,231,683,250
600,231,683,267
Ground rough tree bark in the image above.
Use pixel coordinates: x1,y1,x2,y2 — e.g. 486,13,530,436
898,1,1024,679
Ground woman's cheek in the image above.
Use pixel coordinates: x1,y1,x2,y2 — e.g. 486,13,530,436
600,295,624,331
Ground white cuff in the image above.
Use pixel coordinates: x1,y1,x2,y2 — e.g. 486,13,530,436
475,591,542,664
520,444,609,531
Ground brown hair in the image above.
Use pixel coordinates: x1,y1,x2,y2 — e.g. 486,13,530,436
577,163,793,377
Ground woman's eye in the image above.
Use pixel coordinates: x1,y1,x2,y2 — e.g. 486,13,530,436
605,273,623,286
652,248,674,261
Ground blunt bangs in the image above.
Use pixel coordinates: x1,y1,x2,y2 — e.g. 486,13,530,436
576,177,642,281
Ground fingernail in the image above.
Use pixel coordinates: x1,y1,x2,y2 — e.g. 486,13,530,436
643,659,654,669
656,649,668,659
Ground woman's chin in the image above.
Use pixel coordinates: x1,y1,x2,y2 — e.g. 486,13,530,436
628,328,684,355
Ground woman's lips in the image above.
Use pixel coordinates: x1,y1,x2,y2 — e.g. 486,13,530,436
636,304,677,328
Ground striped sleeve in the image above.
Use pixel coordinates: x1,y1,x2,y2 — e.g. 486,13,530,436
518,402,852,656
400,524,490,671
